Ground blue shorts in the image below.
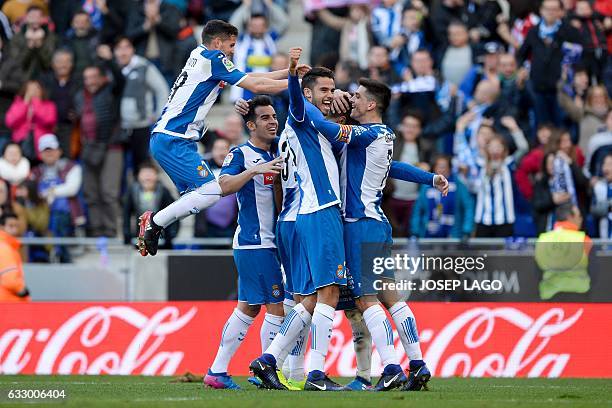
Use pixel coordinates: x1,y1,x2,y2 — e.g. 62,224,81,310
234,248,285,305
276,221,301,296
150,132,215,194
344,218,393,297
295,205,347,294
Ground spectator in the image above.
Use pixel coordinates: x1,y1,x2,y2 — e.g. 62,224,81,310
430,0,468,48
390,7,429,76
40,49,79,156
548,129,590,215
371,0,404,48
114,36,169,177
517,0,583,127
558,63,590,128
98,0,134,46
175,16,198,65
456,79,502,151
334,60,362,94
230,13,280,102
0,212,30,302
1,0,47,25
569,0,608,81
497,52,530,121
230,0,289,38
440,21,475,86
473,132,527,237
205,0,241,23
123,161,177,248
411,154,474,238
465,0,509,44
205,112,247,152
497,4,540,52
579,85,610,153
367,45,402,123
460,42,502,106
126,0,181,84
585,109,612,176
48,0,81,37
306,4,345,67
63,10,100,78
0,142,30,186
0,178,27,235
6,6,56,81
5,79,58,161
74,59,125,237
387,112,430,236
195,138,237,238
30,133,84,262
15,178,49,242
0,36,23,146
533,152,563,234
591,153,612,238
516,123,555,200
317,5,371,71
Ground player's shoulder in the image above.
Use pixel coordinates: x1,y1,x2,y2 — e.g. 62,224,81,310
199,46,224,60
222,145,246,167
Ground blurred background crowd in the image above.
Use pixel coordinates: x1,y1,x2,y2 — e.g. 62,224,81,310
0,0,610,264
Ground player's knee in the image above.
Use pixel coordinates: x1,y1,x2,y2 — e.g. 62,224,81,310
317,285,339,308
265,302,284,316
301,295,317,314
377,289,399,308
355,295,377,312
237,302,261,318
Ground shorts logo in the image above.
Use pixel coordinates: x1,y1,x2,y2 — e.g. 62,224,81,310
263,173,275,185
272,284,281,298
222,57,236,72
197,164,209,178
336,264,346,279
222,152,234,167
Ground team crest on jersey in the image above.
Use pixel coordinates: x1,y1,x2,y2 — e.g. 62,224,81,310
197,163,209,178
336,264,346,279
222,57,236,72
272,284,281,298
222,152,234,167
381,128,395,143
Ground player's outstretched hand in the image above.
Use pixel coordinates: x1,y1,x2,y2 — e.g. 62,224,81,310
331,89,351,114
235,98,250,116
289,47,302,75
434,174,449,196
253,156,284,175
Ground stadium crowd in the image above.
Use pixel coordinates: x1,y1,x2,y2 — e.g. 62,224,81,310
0,0,610,263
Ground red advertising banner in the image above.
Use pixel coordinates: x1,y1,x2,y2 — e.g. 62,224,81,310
0,302,610,377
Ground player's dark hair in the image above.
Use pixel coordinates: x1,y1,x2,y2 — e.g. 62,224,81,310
358,78,391,116
202,20,239,44
301,67,335,92
0,211,17,226
244,95,274,123
555,202,576,222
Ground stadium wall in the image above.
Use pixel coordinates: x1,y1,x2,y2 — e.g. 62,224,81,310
0,302,610,378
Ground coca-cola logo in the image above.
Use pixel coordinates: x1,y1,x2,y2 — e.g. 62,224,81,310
314,306,582,378
0,306,196,375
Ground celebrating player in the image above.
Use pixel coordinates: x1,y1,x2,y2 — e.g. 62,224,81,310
137,19,308,256
204,95,285,390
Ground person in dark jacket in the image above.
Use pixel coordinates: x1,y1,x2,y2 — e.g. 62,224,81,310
517,0,583,127
0,35,22,147
73,46,125,237
126,0,181,84
62,10,100,79
123,161,177,248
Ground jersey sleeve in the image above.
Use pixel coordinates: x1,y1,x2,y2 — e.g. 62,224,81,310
288,73,305,122
211,52,247,86
306,101,377,148
220,148,245,176
389,161,435,186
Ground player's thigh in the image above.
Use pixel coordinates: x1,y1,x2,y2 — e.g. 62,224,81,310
258,248,285,305
234,249,276,306
150,133,215,193
276,221,295,295
295,206,346,290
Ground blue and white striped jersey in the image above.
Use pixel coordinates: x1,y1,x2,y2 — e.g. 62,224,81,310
153,45,247,141
286,74,341,215
277,130,300,222
474,156,517,225
220,141,278,249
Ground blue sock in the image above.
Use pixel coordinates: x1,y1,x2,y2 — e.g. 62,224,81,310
382,363,403,376
260,353,277,367
409,360,425,370
307,370,325,380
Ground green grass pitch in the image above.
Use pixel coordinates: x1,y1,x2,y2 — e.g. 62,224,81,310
0,375,611,407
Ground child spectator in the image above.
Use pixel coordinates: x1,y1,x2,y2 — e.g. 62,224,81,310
5,80,57,161
390,7,429,76
591,153,612,238
0,178,26,236
30,133,84,262
516,124,554,200
411,155,474,239
0,143,30,187
123,161,177,248
569,0,608,81
585,109,612,177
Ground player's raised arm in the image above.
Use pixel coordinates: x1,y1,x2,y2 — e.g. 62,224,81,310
288,47,306,122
